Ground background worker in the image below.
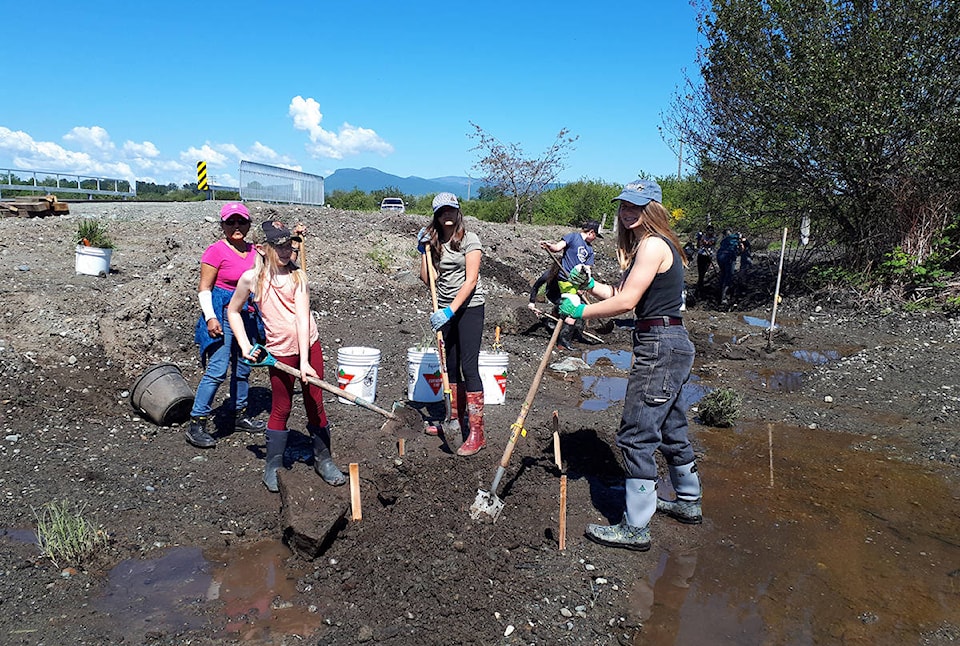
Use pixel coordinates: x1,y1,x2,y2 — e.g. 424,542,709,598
694,225,716,299
560,179,701,552
419,193,487,456
716,228,743,306
539,220,602,350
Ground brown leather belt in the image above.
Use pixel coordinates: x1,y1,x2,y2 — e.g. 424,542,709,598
635,316,684,332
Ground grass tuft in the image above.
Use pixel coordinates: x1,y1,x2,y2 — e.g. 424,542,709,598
34,500,108,568
697,387,742,427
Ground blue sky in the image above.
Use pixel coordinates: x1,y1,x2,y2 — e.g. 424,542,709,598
0,1,702,190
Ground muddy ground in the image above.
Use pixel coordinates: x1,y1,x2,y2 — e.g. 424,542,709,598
0,200,957,645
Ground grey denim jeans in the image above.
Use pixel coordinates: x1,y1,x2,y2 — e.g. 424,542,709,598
617,325,696,480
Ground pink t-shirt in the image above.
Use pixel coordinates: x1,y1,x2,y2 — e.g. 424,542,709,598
200,240,257,291
258,274,319,357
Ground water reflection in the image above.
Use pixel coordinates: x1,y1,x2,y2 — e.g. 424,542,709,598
583,348,633,370
792,349,841,365
744,369,803,392
628,421,960,644
580,376,628,411
96,540,322,641
742,315,779,329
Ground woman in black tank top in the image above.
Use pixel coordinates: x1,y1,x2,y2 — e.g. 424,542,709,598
558,180,703,551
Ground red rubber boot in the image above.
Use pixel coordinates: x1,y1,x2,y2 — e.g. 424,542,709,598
456,391,486,456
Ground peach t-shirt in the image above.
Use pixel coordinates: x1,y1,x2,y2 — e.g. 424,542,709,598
258,274,319,357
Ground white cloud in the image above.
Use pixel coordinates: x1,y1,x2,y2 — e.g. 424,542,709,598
1,124,310,187
123,140,160,158
181,144,230,166
289,95,393,160
63,126,115,153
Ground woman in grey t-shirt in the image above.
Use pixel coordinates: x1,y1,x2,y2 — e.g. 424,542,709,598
418,192,486,456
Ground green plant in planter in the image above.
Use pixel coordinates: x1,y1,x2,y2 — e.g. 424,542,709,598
74,219,115,249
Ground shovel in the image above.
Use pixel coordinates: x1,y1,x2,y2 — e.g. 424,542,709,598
242,344,420,434
470,318,565,521
424,251,455,432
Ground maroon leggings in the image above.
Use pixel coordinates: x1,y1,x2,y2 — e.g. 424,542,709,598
267,340,328,431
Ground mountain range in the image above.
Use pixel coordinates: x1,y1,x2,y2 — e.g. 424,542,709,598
323,167,483,198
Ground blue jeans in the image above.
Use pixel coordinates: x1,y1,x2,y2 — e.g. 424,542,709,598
617,325,696,480
190,318,251,418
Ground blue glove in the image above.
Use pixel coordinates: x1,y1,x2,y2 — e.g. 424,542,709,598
558,295,585,319
430,306,453,331
416,227,430,254
568,264,595,289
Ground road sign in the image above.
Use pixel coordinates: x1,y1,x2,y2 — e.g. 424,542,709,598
197,161,208,191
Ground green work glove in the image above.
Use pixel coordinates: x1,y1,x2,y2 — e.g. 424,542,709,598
568,264,595,289
558,295,585,319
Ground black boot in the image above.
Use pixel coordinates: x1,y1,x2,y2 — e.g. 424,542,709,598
262,429,288,493
185,416,216,448
310,425,346,486
557,322,576,351
234,407,266,432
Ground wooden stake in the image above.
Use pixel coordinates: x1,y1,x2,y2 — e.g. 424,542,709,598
558,475,568,551
768,227,788,349
768,424,775,488
552,410,562,470
349,463,362,521
397,438,405,457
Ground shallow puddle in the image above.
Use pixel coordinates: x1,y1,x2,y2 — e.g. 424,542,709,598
96,539,321,641
0,528,37,544
631,421,960,644
583,348,633,370
792,349,840,364
580,376,629,411
744,368,804,392
742,315,779,329
580,375,707,412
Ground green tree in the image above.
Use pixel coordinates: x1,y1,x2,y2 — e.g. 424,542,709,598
468,122,578,224
669,0,960,267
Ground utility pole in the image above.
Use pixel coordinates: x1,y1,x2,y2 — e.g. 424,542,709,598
465,171,472,201
677,139,683,180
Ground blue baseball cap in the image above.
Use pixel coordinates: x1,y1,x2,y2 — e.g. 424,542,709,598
613,180,662,206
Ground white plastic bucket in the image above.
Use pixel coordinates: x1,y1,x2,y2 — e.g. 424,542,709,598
75,245,112,277
478,351,509,405
407,348,443,403
336,346,381,405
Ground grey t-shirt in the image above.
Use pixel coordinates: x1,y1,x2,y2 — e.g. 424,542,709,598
436,231,485,309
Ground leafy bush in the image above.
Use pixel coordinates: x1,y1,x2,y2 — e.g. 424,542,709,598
535,180,620,226
697,387,742,427
34,500,108,567
74,219,115,249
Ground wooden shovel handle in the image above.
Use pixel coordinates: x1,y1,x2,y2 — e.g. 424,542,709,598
268,360,398,420
425,252,453,420
497,319,565,470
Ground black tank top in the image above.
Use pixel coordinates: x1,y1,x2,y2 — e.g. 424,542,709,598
634,236,683,319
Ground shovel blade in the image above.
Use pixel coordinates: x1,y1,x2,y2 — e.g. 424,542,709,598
470,488,504,522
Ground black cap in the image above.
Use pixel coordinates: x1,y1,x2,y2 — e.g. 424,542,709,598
582,220,603,238
261,220,302,246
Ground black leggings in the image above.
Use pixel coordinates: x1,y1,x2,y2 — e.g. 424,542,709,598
444,304,484,392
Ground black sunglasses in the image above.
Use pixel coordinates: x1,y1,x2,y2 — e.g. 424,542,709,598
223,218,249,226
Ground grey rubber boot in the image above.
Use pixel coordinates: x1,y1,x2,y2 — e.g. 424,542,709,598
310,425,346,487
262,429,288,493
657,462,703,524
585,478,656,551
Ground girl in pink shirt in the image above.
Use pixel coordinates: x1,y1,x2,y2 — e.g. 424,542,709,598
227,220,345,492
